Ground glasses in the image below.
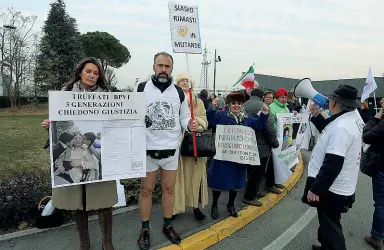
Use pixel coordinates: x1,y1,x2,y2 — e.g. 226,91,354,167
231,102,243,106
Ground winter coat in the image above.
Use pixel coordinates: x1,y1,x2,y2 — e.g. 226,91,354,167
173,98,209,214
243,96,279,158
206,107,268,191
362,117,384,172
269,98,290,127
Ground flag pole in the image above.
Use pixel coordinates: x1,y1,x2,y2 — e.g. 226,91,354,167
186,53,198,163
373,91,378,114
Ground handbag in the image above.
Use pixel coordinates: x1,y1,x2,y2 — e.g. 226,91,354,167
180,130,216,157
360,148,379,177
35,196,64,229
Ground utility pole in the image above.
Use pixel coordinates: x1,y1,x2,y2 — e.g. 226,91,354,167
199,43,211,91
213,49,221,95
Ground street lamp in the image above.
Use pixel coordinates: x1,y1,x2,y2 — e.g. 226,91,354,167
213,49,221,95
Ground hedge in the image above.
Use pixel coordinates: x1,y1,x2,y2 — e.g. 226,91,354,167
0,159,211,232
0,96,48,108
0,169,163,232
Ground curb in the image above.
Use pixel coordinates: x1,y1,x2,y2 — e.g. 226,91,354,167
0,205,139,242
159,152,305,250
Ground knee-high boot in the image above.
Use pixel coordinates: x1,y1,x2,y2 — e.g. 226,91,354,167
98,208,114,250
75,210,90,250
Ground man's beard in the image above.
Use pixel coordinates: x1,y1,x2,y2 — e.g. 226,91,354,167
157,73,169,83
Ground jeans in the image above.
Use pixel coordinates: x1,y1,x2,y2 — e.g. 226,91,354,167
371,170,384,239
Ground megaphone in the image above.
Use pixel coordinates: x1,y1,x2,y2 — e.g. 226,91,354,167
294,78,329,109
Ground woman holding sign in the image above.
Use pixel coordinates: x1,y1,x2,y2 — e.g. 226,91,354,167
207,91,269,219
41,57,117,250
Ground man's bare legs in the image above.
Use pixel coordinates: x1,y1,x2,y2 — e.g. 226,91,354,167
160,169,178,219
138,168,181,250
139,170,158,222
138,170,157,250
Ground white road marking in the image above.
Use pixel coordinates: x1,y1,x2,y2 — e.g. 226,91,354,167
262,207,317,250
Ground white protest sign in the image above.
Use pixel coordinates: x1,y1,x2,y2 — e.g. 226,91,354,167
49,92,147,188
271,113,307,184
49,91,145,121
214,125,260,166
168,2,202,54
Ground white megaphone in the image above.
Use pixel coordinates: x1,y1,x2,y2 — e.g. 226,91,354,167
294,78,329,109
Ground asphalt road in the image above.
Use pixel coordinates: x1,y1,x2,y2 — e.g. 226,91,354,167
209,150,375,250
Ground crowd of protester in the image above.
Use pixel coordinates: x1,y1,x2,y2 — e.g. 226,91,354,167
40,52,383,250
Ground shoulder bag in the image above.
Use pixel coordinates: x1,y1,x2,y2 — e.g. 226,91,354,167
180,130,216,157
360,146,380,177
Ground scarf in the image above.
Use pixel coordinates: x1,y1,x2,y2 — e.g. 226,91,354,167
71,81,103,92
227,107,246,125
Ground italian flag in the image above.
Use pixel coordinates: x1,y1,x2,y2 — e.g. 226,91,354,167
233,65,255,88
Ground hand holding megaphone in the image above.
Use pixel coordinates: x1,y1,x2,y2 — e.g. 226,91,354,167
309,102,321,117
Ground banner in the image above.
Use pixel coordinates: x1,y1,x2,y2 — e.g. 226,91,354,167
49,91,147,188
214,125,260,166
168,2,202,54
272,113,308,183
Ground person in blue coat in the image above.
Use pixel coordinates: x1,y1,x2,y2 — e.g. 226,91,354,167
207,91,270,219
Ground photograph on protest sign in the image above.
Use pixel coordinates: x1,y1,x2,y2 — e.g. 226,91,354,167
299,122,308,134
49,91,147,188
214,125,260,166
50,120,102,187
281,117,293,151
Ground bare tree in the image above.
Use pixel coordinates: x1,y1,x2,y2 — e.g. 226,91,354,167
0,8,38,111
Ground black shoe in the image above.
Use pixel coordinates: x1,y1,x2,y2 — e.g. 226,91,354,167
193,208,206,221
256,190,268,197
211,206,219,219
227,205,238,218
312,244,326,250
137,229,150,250
163,225,181,245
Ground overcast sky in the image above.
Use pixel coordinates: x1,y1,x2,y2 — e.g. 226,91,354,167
2,0,384,90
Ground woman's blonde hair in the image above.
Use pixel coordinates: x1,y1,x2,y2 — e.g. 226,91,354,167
174,73,196,89
175,73,197,106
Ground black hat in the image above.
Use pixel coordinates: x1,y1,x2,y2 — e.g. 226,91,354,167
325,85,360,108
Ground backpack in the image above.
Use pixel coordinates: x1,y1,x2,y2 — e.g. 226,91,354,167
136,81,185,104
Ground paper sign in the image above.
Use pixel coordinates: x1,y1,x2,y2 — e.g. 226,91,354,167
214,125,260,166
168,2,202,54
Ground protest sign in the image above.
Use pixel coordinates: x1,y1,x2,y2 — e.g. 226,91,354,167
272,113,307,184
168,2,202,54
49,91,147,188
214,125,260,166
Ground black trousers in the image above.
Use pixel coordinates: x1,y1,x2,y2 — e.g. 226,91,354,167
244,157,269,200
302,177,354,250
265,156,275,187
317,206,346,250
